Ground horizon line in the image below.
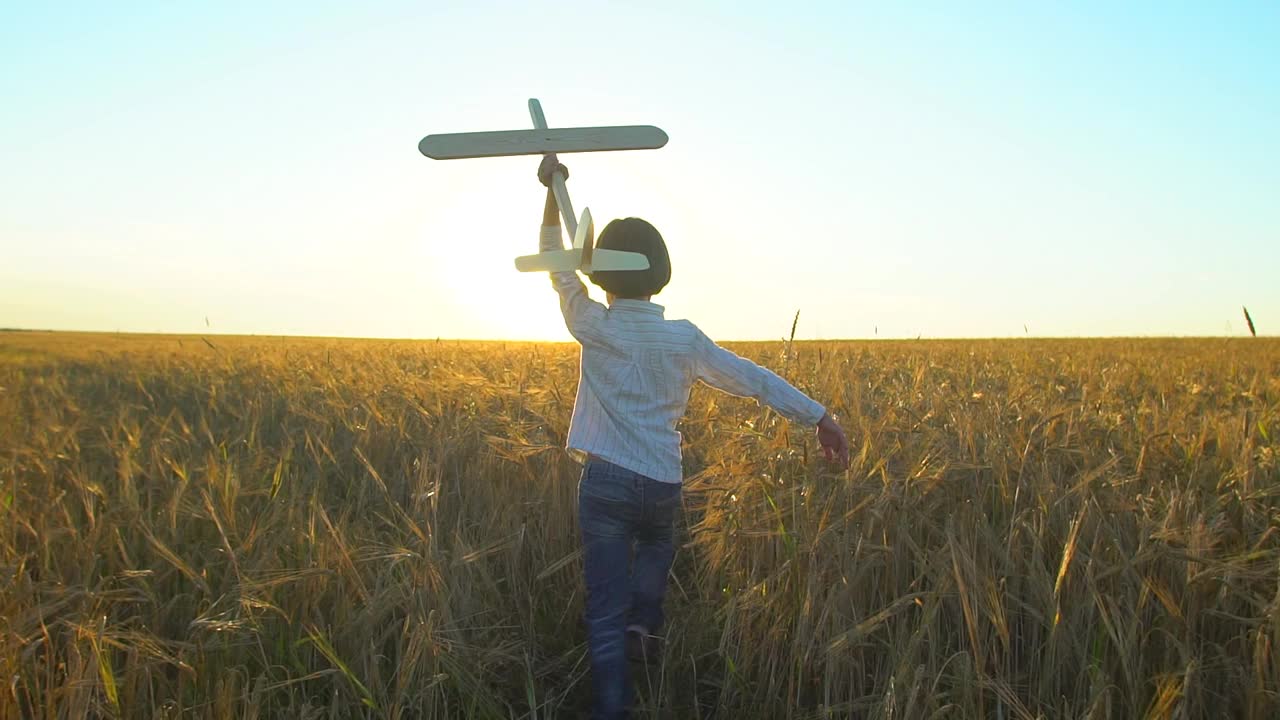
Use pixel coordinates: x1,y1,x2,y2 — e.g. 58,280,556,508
1,328,1273,342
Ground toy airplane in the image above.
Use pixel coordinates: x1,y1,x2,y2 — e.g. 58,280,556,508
419,99,666,273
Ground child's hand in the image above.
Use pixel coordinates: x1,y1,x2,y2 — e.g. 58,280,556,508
538,154,569,187
816,413,850,468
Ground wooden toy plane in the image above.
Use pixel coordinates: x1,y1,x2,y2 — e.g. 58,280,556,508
419,99,666,273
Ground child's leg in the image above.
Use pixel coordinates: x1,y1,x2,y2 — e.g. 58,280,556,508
629,478,681,638
578,460,641,719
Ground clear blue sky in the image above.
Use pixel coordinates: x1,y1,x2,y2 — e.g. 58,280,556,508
2,1,1276,339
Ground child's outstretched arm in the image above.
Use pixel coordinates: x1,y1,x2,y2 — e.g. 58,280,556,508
537,156,606,342
694,331,850,466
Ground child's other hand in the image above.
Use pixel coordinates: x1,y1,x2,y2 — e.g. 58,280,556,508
538,154,569,187
816,413,850,468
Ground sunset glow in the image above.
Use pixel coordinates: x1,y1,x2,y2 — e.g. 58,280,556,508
2,2,1276,339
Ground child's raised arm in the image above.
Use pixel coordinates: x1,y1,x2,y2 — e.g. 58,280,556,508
537,156,606,342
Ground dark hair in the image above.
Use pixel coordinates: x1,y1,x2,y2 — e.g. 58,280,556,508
588,218,671,297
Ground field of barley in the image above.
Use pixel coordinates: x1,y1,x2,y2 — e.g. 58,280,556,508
2,331,1278,719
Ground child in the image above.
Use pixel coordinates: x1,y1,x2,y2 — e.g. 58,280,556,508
536,155,849,719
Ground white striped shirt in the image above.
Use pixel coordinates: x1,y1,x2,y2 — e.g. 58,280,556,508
541,226,826,483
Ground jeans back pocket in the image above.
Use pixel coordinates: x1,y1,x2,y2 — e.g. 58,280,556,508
578,459,637,503
578,459,640,539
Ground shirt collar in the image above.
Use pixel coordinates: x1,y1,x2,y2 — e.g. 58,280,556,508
608,298,666,316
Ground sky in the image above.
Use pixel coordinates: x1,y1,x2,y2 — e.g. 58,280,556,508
2,1,1277,340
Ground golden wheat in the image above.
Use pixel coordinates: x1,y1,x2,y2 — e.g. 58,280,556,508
1,332,1278,718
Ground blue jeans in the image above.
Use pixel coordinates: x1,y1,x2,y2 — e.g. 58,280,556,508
578,457,681,720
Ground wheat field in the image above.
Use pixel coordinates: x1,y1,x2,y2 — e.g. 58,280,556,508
1,331,1278,719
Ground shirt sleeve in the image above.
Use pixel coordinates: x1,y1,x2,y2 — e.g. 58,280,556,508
693,329,826,426
541,225,606,342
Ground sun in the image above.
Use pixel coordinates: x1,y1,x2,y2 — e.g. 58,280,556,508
412,148,695,342
420,222,573,341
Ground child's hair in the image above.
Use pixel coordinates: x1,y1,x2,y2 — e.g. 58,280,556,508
588,218,671,298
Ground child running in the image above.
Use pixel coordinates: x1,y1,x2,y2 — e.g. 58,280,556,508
535,155,850,719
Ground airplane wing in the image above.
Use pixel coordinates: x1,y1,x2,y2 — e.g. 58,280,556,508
420,126,668,160
514,249,583,273
513,248,649,273
584,249,651,272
